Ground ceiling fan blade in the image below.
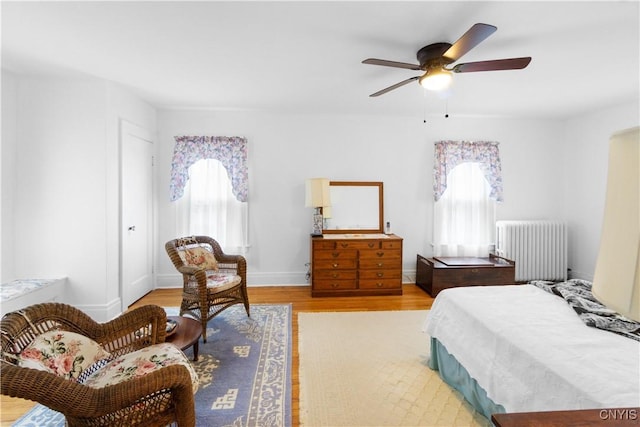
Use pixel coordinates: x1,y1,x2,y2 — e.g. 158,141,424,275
443,23,497,62
451,57,532,73
369,76,419,97
362,58,421,71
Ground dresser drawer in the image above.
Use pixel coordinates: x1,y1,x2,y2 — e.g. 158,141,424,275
313,259,358,270
313,270,357,280
359,278,401,290
335,240,381,250
313,240,337,250
359,269,401,280
381,240,402,250
359,258,401,270
359,249,401,260
314,279,357,290
313,250,357,261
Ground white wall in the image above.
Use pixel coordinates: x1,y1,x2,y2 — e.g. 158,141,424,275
2,71,156,320
12,75,109,312
4,68,636,313
155,109,565,286
563,101,640,280
1,71,18,282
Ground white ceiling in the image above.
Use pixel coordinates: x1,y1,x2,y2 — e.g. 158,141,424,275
2,1,639,119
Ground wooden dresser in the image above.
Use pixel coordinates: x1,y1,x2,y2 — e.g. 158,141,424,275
310,234,403,297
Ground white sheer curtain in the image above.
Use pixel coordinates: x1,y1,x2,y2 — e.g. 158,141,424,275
175,159,249,254
433,162,496,257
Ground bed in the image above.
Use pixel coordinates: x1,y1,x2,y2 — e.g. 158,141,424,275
423,283,640,419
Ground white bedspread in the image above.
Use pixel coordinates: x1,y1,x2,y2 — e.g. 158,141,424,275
424,284,640,412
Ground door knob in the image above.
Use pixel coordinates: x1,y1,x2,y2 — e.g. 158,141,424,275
128,226,136,231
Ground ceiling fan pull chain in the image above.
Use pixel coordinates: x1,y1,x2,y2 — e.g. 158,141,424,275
423,90,428,124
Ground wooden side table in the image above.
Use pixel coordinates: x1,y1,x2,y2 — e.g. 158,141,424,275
166,316,202,361
492,408,640,426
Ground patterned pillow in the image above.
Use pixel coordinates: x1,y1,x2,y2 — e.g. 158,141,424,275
81,342,199,394
179,246,219,271
19,330,111,381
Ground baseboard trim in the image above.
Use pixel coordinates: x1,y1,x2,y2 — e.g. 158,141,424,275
157,270,417,288
155,272,310,288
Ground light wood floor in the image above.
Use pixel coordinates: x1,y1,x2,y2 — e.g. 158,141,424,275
0,284,433,426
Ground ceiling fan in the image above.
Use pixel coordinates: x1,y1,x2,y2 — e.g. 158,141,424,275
362,23,531,97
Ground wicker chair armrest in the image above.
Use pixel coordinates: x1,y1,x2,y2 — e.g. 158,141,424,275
178,265,201,276
1,362,195,423
1,362,89,409
98,305,167,351
215,253,246,266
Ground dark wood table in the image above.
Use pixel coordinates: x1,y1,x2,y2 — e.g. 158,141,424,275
492,408,640,426
166,316,202,361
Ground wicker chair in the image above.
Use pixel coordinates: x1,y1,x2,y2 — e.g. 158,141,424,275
165,236,250,342
0,302,196,427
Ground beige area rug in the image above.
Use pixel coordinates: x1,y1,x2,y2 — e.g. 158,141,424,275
298,310,491,427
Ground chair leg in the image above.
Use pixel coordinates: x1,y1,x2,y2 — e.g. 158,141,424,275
243,300,251,317
201,318,207,343
241,287,251,317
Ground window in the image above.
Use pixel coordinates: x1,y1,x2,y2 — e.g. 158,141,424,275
433,162,495,256
170,136,249,253
432,141,503,257
176,159,248,253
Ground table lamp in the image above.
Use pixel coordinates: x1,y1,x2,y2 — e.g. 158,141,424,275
305,178,331,237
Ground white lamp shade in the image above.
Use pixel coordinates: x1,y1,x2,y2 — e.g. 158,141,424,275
305,178,331,208
592,126,640,322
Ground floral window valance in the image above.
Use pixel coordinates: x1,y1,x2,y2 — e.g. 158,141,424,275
169,136,248,202
433,140,503,202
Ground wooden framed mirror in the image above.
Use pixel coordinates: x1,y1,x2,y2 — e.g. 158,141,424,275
323,181,384,234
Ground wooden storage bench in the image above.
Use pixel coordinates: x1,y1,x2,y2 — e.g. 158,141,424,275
416,254,515,297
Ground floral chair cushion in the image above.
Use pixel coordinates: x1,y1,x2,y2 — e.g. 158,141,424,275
81,342,199,394
178,246,219,271
205,272,241,290
19,330,111,381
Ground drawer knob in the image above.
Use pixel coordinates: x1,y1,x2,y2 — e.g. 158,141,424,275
376,252,384,257
368,243,375,248
331,283,340,288
332,252,340,258
332,273,339,278
332,263,339,268
376,283,383,287
377,263,384,267
340,243,348,248
471,268,479,273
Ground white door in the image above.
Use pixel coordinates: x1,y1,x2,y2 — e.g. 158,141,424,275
121,120,154,308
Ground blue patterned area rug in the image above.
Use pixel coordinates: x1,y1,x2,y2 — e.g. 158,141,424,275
13,304,292,427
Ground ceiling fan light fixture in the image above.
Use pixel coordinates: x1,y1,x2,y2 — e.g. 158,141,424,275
419,69,453,91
